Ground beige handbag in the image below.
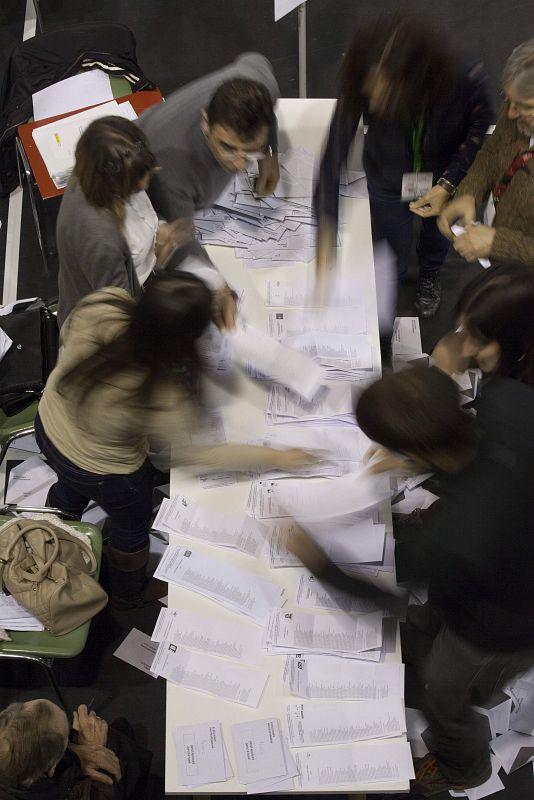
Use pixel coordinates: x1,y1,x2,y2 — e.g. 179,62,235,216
0,518,108,635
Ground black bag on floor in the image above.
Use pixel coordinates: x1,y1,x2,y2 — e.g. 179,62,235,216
0,298,59,415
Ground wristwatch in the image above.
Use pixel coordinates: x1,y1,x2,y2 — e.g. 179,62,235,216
437,177,456,196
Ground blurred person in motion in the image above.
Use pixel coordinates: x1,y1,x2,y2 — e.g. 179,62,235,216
56,116,192,329
314,12,492,318
35,273,313,608
439,39,534,268
432,262,534,385
289,366,534,795
138,53,280,329
0,700,151,799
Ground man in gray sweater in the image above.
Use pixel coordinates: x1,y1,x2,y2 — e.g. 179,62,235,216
138,53,280,327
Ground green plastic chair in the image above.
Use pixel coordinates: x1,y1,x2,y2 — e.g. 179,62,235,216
0,513,104,714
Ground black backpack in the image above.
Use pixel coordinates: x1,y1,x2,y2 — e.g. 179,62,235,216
0,21,155,197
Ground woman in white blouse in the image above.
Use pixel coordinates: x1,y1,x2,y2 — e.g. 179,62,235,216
55,116,191,328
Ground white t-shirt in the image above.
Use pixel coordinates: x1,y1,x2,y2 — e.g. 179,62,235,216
123,190,158,285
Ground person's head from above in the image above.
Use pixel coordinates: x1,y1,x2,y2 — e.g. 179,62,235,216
454,263,534,384
0,699,69,788
502,39,534,136
201,78,273,173
59,272,213,407
342,11,455,120
356,367,478,474
74,116,157,220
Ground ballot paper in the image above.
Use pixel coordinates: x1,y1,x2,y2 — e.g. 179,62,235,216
286,697,406,746
490,729,534,774
5,455,56,506
268,518,308,566
0,327,13,363
391,316,422,356
265,608,383,657
508,679,534,735
451,224,491,268
405,707,430,758
391,486,439,514
0,592,44,631
151,607,264,665
296,573,400,616
266,382,355,426
150,641,268,707
284,654,404,700
113,628,159,676
464,754,504,800
231,718,298,792
268,307,367,339
283,331,374,368
253,426,372,463
231,321,324,402
152,494,265,557
173,720,232,787
265,278,362,308
474,691,512,738
32,100,137,184
153,545,284,624
32,70,113,120
294,741,415,789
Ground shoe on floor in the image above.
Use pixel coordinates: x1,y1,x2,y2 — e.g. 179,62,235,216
412,753,492,796
415,273,441,318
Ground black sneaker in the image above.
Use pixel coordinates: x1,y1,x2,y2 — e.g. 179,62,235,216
415,273,441,318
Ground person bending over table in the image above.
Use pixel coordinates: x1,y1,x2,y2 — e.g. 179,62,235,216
36,273,312,608
137,52,280,328
289,366,534,796
0,700,150,799
314,11,492,318
439,39,534,267
56,116,193,330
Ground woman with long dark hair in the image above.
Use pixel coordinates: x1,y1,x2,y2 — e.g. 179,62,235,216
314,12,492,318
36,273,310,606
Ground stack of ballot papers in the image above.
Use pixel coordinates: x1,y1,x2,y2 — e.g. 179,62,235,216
280,331,377,381
0,592,43,631
152,494,266,557
231,718,298,793
266,382,356,426
295,573,401,615
286,697,406,746
253,425,372,464
293,741,415,789
151,607,265,665
284,654,404,700
173,721,233,787
268,306,367,339
265,277,363,308
153,545,285,624
32,99,137,187
265,608,383,659
195,147,365,270
150,641,269,707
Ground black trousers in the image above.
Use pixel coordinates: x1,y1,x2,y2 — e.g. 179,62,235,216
403,603,534,784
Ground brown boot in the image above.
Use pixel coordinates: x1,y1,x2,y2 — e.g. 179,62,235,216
107,545,167,610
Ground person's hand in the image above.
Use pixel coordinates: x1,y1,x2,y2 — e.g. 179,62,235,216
437,194,476,239
212,285,238,331
69,743,121,786
255,152,279,196
432,331,473,375
285,527,329,575
409,185,450,218
72,705,108,747
155,218,194,268
453,224,495,262
271,447,318,472
363,444,419,475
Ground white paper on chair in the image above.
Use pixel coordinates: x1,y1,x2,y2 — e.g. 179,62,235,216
5,455,56,506
32,70,113,121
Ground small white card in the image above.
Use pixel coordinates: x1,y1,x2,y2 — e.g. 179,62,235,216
401,172,433,201
173,720,231,786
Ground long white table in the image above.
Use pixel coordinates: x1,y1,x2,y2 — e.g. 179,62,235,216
164,99,408,795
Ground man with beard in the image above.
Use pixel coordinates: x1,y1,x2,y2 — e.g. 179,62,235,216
439,39,534,267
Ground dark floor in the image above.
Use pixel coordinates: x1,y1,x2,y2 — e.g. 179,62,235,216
1,2,532,799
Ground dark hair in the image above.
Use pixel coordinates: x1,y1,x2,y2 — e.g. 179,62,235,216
455,263,534,386
207,79,273,140
59,272,213,411
340,11,456,122
74,116,157,223
356,367,478,471
0,701,66,787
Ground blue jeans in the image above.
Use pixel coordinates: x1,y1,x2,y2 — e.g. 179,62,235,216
368,185,450,280
35,415,154,552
